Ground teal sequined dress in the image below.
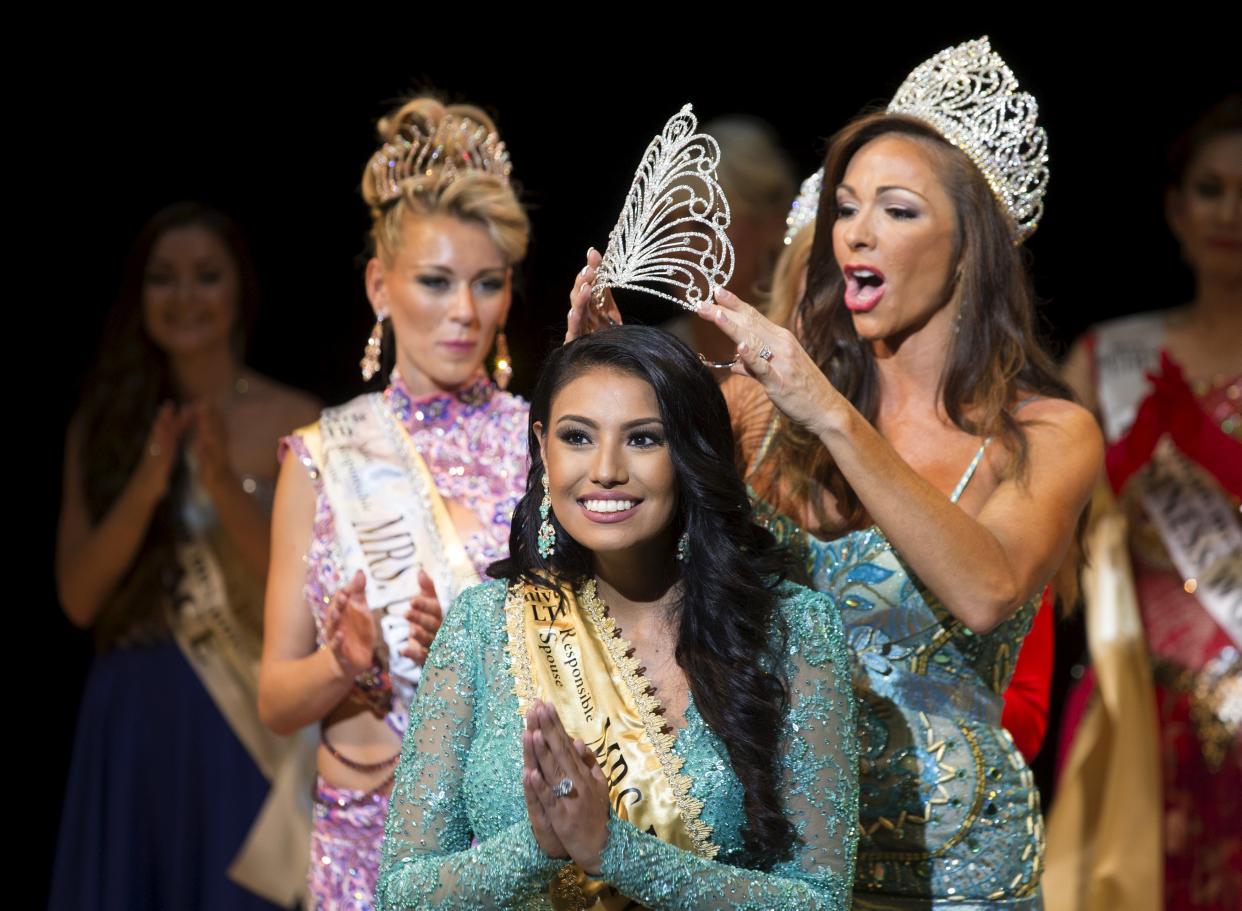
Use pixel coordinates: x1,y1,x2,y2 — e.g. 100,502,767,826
752,429,1044,910
374,578,859,910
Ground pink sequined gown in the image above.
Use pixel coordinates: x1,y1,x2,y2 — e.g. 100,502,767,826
281,373,529,911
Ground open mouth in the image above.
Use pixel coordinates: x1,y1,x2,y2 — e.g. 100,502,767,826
843,265,887,311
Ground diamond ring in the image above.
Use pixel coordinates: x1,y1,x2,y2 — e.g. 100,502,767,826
758,343,774,361
552,777,574,799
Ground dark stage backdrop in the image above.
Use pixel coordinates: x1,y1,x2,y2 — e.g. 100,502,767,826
32,25,1237,900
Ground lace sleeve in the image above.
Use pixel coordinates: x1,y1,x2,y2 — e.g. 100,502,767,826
597,584,858,910
374,583,563,910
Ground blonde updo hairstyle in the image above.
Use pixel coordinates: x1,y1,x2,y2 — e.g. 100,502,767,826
361,97,530,266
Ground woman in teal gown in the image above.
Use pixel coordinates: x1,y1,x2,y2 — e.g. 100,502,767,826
564,38,1101,910
374,325,859,910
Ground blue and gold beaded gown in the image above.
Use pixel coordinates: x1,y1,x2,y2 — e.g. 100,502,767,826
373,578,859,910
748,418,1044,909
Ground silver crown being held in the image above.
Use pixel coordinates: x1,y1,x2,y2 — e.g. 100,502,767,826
593,104,734,313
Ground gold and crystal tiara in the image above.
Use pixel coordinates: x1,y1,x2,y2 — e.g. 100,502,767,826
367,113,512,205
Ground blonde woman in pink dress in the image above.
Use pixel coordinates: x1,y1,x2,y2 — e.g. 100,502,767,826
259,97,531,910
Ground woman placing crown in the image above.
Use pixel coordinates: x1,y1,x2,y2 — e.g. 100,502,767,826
571,38,1102,907
774,168,1059,768
259,97,531,910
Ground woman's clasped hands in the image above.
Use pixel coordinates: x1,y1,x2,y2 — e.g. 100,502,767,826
521,699,611,875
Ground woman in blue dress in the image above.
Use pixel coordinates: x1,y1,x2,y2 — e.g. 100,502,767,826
569,38,1102,909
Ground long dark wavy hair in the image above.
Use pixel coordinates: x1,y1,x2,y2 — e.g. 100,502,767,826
75,202,260,650
772,112,1074,533
489,325,799,867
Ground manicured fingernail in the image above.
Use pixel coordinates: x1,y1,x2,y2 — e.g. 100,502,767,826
738,341,749,354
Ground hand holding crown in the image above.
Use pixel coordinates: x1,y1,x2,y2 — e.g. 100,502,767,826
565,248,622,345
700,287,846,440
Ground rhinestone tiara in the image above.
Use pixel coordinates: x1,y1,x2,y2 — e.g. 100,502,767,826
367,113,512,205
784,168,823,245
594,104,734,313
887,36,1048,242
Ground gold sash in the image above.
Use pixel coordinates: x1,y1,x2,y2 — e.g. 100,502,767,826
504,577,717,910
171,534,314,906
1043,485,1162,911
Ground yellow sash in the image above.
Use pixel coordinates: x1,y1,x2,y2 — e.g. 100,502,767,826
1043,484,1162,911
504,577,717,910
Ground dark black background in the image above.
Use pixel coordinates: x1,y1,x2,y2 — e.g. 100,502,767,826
30,24,1238,901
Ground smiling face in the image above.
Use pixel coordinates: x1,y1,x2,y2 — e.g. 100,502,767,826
141,224,241,356
831,134,960,343
366,212,511,395
1168,132,1242,283
535,367,678,561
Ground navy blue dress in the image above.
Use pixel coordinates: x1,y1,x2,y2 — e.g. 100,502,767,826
49,638,284,910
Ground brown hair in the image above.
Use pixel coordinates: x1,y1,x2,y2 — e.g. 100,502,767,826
360,97,530,266
763,224,815,329
1167,92,1242,189
770,112,1073,533
77,202,262,650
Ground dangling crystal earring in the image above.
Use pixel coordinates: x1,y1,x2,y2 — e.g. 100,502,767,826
676,531,690,563
360,311,386,381
537,472,556,559
492,329,513,390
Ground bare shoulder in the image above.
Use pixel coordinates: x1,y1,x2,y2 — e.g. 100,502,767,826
1061,334,1098,415
1016,396,1104,476
1019,395,1099,436
241,370,323,434
272,443,318,520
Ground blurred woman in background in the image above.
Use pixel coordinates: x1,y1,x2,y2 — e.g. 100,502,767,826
52,201,320,910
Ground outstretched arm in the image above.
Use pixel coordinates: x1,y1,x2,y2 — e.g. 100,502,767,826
705,289,1102,634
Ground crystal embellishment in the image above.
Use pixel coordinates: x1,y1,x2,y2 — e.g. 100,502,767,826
594,104,735,312
784,168,823,245
887,36,1049,243
368,114,513,205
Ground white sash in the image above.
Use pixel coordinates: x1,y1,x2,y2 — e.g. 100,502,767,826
1139,439,1242,650
299,393,481,706
1094,314,1242,650
1093,311,1165,444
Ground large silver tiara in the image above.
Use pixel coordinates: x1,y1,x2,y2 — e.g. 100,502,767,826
784,168,823,245
368,113,512,205
887,36,1048,242
594,104,734,312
